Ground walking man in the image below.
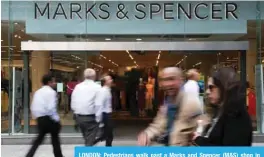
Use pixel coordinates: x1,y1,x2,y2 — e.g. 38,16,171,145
26,73,63,157
94,75,114,146
184,69,203,111
71,68,102,146
137,67,202,146
184,69,200,96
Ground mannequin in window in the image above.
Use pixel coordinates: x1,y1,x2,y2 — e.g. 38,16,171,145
137,78,146,117
145,77,155,111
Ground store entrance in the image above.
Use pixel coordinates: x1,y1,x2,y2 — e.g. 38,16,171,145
18,41,248,136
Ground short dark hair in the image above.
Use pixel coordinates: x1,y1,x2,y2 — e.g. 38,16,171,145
42,73,55,85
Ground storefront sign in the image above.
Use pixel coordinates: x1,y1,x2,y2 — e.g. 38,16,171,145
34,2,238,20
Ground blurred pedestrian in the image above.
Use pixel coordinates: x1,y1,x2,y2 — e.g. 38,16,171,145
71,68,101,146
192,67,252,146
93,75,114,146
26,73,63,157
137,67,202,146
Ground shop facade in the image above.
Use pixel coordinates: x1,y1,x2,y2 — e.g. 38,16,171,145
1,1,264,135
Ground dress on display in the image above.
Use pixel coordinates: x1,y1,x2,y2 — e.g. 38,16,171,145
145,78,155,110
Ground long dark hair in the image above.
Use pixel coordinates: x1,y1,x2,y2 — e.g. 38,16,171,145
211,67,246,116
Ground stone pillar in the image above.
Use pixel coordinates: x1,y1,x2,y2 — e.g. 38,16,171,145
31,51,50,92
246,40,257,87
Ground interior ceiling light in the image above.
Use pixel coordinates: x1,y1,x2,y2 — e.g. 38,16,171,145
71,54,103,68
99,54,119,67
136,38,142,41
193,62,202,67
1,46,16,48
88,61,103,69
156,51,162,66
71,55,81,60
126,50,138,67
175,55,187,66
105,38,111,41
14,22,18,25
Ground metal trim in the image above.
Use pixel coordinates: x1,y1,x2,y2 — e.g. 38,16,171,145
21,41,249,51
11,67,15,134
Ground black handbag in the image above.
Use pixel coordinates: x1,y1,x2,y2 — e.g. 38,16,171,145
155,131,169,145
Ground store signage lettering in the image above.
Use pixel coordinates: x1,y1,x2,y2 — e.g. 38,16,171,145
34,2,238,20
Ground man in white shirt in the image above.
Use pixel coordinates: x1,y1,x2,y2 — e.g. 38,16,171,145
94,75,114,146
184,69,203,111
184,69,200,96
71,68,102,146
26,73,63,157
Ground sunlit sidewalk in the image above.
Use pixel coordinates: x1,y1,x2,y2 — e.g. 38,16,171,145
2,142,264,157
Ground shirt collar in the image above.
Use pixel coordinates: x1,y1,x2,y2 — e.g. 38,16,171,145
103,86,111,90
84,79,94,83
43,85,53,90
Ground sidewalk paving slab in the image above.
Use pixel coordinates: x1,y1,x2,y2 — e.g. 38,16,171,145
2,142,264,157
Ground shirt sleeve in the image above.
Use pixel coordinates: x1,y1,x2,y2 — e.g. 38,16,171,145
30,92,38,119
71,86,78,112
46,90,60,121
46,90,57,112
94,88,105,123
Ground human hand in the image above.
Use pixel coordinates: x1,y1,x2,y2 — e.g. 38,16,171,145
99,123,104,128
192,132,200,140
137,132,150,146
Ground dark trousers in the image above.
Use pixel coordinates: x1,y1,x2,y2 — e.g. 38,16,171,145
68,94,71,112
75,114,98,146
93,113,114,146
25,116,63,157
103,113,114,146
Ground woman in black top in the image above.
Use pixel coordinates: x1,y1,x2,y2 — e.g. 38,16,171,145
192,67,253,146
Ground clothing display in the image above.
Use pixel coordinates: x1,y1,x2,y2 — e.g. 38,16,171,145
145,77,155,110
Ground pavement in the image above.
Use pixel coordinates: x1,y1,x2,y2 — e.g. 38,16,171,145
2,142,264,157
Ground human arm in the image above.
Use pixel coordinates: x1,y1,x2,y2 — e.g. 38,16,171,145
193,112,253,146
94,88,105,123
30,92,39,119
70,86,78,112
138,106,167,145
46,90,60,121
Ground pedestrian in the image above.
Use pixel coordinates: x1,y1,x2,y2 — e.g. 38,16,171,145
137,67,202,146
66,77,78,113
26,73,63,157
93,75,114,146
184,69,203,111
191,67,253,146
71,68,102,146
184,69,200,96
